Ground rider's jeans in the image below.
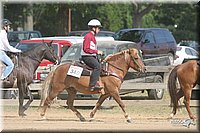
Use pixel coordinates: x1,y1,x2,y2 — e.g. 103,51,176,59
81,56,101,87
0,50,14,80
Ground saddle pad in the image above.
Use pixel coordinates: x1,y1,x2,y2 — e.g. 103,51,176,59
67,65,83,78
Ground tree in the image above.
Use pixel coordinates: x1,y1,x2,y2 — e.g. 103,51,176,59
97,3,133,32
132,3,156,28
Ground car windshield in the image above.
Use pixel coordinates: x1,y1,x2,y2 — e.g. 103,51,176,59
113,30,144,43
8,32,29,41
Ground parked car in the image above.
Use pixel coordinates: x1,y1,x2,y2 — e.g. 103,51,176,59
173,46,199,65
31,36,84,45
113,28,177,64
60,39,168,100
16,39,72,81
68,30,115,37
8,30,42,47
61,40,138,63
177,40,199,53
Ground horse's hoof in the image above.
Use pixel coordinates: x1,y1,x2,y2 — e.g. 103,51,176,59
126,116,132,123
19,113,27,117
170,113,174,118
127,119,132,123
89,117,95,122
41,116,46,120
80,117,86,122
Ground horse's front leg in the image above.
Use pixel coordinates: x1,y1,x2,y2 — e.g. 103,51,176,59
111,91,132,123
18,86,26,117
90,93,110,120
23,86,34,111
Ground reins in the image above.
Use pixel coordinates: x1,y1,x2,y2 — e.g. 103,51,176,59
103,49,143,82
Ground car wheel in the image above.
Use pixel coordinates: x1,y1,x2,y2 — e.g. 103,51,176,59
167,53,174,65
147,75,164,100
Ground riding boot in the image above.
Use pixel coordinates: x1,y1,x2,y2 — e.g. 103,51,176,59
1,78,11,86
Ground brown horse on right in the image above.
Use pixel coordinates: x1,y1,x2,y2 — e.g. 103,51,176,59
168,60,199,120
39,48,146,123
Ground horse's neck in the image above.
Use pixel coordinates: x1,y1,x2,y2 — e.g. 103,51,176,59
19,49,44,72
106,55,129,77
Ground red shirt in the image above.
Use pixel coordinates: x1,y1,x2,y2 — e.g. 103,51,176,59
82,32,98,54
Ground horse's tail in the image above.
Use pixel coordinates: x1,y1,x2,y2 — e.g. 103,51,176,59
167,66,179,109
38,69,55,108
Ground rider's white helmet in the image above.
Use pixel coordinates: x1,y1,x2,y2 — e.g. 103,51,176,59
88,19,102,27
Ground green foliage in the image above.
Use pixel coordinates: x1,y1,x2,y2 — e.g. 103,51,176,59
97,3,132,32
3,2,198,42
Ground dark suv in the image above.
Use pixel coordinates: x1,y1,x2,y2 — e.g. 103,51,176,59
113,28,177,64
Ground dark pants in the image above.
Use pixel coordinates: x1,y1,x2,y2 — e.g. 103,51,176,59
82,56,101,87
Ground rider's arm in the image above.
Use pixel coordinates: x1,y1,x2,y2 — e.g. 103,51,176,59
0,30,21,53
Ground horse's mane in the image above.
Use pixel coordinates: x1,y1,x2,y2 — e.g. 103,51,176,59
22,43,45,55
104,49,129,62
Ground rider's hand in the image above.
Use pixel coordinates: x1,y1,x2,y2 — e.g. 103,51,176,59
97,50,103,55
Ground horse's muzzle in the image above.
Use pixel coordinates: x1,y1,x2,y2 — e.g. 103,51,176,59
54,59,61,65
140,67,146,73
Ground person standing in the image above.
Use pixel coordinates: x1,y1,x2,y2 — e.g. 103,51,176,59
0,19,21,83
81,19,103,91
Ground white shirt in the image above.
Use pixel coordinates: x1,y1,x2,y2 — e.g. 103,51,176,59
0,30,21,52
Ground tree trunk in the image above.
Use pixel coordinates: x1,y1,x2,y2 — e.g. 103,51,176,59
24,4,33,30
132,3,155,28
57,4,68,35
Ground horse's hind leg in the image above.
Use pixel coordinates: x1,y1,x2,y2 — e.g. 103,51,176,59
171,89,184,118
183,88,195,120
66,87,86,121
90,93,110,119
40,88,62,119
111,92,132,123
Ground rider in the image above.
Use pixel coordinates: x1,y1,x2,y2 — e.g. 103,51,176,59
0,19,22,83
81,19,104,91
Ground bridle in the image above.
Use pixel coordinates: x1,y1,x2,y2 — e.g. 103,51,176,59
43,43,58,63
128,49,143,71
103,49,143,82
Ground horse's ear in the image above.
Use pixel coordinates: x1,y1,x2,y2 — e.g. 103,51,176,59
50,40,53,44
47,40,53,47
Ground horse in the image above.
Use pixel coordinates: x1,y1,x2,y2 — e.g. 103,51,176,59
39,48,146,123
168,60,200,120
0,41,59,116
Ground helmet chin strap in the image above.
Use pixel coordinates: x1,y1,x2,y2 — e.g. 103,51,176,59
91,27,97,35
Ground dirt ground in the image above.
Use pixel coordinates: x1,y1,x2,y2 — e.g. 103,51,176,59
1,91,199,132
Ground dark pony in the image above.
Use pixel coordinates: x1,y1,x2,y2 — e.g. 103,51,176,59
168,60,199,120
40,48,146,123
1,41,58,116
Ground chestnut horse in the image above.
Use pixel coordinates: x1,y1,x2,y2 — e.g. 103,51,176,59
168,60,199,120
40,48,146,123
1,42,59,116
